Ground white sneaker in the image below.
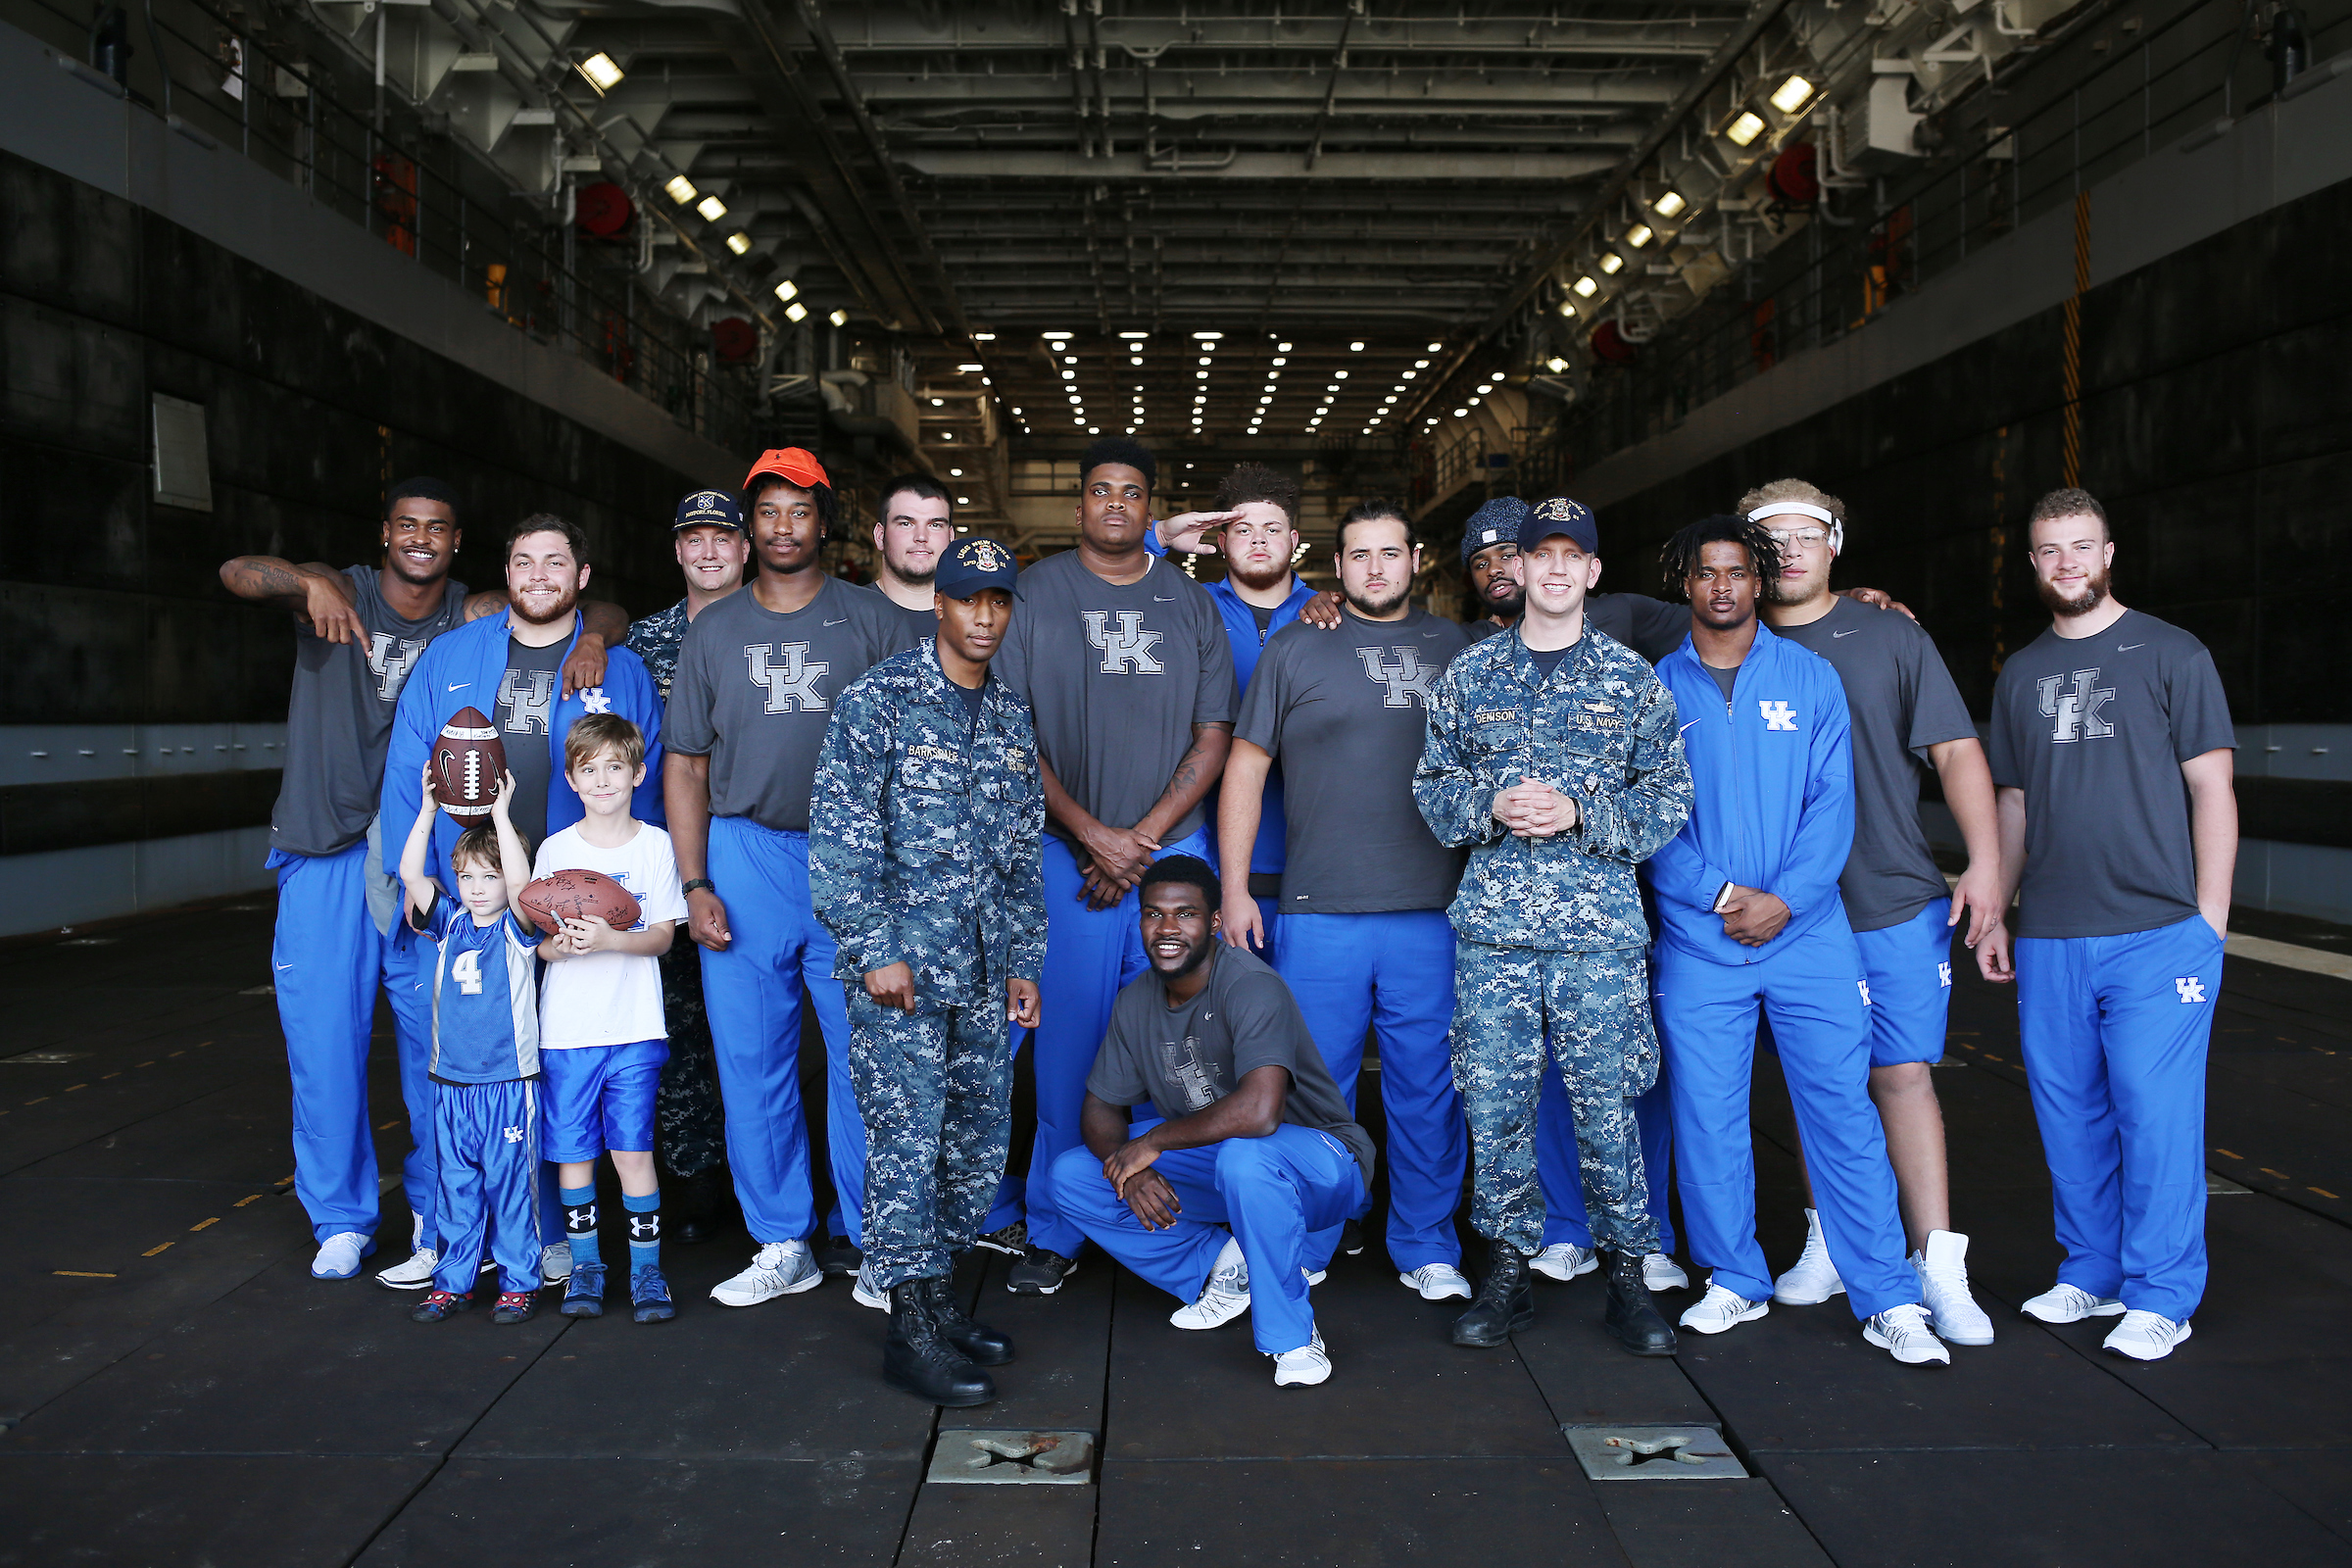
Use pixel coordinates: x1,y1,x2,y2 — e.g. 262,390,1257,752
1863,1301,1952,1365
311,1231,371,1280
1642,1252,1690,1292
375,1246,439,1290
1270,1328,1332,1387
1304,1267,1326,1287
1911,1231,1994,1346
540,1241,571,1285
1398,1263,1473,1300
710,1240,821,1306
2021,1283,2126,1324
853,1260,888,1310
1680,1282,1769,1335
1773,1208,1845,1305
2104,1309,2192,1360
1530,1243,1598,1282
1171,1237,1250,1330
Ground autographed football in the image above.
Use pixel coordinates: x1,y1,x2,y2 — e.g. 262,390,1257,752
518,869,643,938
430,707,507,820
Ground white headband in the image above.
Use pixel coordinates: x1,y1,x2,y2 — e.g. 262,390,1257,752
1747,499,1843,552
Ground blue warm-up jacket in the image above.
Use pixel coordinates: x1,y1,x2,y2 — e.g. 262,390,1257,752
1204,574,1320,877
381,612,666,887
1643,621,1856,964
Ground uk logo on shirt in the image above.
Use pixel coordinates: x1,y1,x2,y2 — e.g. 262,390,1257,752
1357,646,1438,708
499,668,558,735
1083,611,1164,674
1759,700,1799,731
367,634,426,703
747,642,829,711
2038,668,2116,743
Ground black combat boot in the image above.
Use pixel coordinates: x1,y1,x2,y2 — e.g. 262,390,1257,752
1451,1246,1536,1348
1601,1250,1680,1356
919,1274,1015,1366
883,1283,996,1406
664,1166,726,1246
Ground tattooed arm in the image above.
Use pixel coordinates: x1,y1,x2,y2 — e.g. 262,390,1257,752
219,558,362,644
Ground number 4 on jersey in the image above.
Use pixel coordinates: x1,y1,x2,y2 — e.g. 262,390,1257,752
450,949,484,996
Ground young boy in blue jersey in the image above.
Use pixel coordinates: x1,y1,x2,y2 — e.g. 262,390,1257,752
533,714,689,1325
399,769,546,1325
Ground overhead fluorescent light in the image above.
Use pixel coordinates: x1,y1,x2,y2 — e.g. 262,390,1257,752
1545,356,1569,372
773,279,799,303
1118,330,1150,339
1653,190,1687,218
1771,74,1815,113
1599,252,1624,274
1627,223,1653,248
662,175,697,205
1573,275,1598,297
696,195,726,221
1042,331,1073,341
1725,111,1767,146
725,232,752,256
576,52,623,92
1349,340,1365,351
828,309,848,326
1193,331,1223,340
972,332,997,341
956,362,983,372
784,301,808,322
1558,299,1578,318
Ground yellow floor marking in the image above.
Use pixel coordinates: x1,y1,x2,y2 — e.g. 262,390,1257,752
1984,1054,2004,1062
2312,1188,2341,1200
24,1097,48,1105
189,1217,220,1232
2214,1149,2243,1159
2261,1168,2290,1179
377,1120,401,1130
169,1051,184,1057
54,1271,117,1278
137,1060,154,1068
65,1084,87,1092
101,1072,121,1080
233,1194,262,1207
142,1243,173,1256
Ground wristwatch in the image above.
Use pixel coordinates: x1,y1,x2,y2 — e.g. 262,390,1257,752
682,878,715,895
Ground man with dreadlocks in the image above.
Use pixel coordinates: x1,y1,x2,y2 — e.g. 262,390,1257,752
1643,514,1948,1366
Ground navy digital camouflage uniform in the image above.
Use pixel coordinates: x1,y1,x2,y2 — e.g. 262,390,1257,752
808,639,1048,1290
626,599,726,1182
1413,626,1693,1256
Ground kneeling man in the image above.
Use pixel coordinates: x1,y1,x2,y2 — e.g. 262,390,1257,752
1053,856,1373,1388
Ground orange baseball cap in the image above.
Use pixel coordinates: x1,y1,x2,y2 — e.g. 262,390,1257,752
743,447,830,492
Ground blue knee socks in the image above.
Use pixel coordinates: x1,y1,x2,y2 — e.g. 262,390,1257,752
624,1190,662,1273
562,1185,601,1269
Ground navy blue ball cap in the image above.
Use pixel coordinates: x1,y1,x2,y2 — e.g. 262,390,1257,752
935,536,1018,600
1461,496,1532,566
673,489,744,531
1519,494,1599,555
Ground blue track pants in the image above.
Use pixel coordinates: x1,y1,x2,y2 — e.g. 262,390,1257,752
2016,914,2221,1321
270,839,436,1246
1653,929,1916,1318
1020,828,1207,1257
1052,1126,1366,1354
1272,909,1463,1270
429,1078,544,1296
700,816,862,1247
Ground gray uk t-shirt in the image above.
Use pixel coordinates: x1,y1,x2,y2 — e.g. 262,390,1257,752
860,580,939,644
1465,593,1686,665
1088,945,1376,1185
493,635,570,850
663,574,915,832
994,551,1238,848
270,565,469,858
1988,610,2235,940
1237,608,1470,915
1776,597,1979,931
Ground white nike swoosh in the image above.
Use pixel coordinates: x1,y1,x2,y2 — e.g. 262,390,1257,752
824,618,848,627
2118,642,2144,651
274,963,294,971
446,682,468,691
1680,718,1705,734
1152,596,1174,603
1832,629,1857,638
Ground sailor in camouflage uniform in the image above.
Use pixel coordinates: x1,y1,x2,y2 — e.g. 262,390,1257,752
623,490,751,1242
1413,497,1692,1356
809,538,1045,1408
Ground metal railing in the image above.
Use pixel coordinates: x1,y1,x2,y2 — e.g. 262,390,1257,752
25,0,759,453
1536,0,2351,477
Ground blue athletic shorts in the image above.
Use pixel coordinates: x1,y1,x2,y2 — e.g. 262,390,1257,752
539,1039,668,1161
1851,898,1956,1067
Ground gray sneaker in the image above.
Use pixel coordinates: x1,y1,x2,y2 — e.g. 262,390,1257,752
710,1240,821,1306
1005,1246,1078,1296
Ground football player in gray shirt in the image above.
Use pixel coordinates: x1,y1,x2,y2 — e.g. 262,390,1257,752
1752,479,2004,1348
860,472,956,641
664,448,916,1312
1978,488,2236,1362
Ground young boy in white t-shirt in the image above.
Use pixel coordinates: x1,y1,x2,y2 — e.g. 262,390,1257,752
533,714,688,1324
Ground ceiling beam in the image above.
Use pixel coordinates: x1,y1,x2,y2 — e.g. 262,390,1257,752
895,150,1619,181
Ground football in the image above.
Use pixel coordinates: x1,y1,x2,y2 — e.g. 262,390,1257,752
431,707,507,820
517,869,643,938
